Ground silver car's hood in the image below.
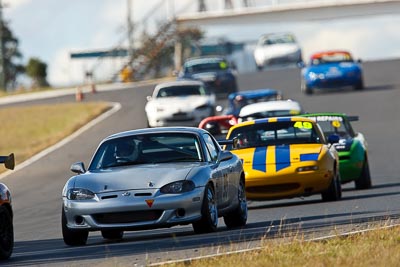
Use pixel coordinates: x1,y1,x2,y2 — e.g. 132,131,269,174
73,163,201,193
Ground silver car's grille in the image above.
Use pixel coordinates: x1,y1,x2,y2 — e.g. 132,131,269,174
92,210,163,224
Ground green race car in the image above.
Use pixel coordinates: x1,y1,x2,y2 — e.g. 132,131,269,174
302,113,372,189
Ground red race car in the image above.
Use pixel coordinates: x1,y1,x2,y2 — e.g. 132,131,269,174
198,115,239,140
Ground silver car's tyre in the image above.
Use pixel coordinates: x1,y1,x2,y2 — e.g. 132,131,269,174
0,206,13,260
192,184,218,234
101,230,124,240
355,158,372,190
62,207,88,246
322,171,342,202
223,178,247,228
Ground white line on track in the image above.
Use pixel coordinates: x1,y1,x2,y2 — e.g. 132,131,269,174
0,102,121,180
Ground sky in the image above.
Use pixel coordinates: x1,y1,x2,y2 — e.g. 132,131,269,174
5,0,400,87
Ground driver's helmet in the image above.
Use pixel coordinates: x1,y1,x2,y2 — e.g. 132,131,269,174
115,140,136,159
234,95,246,108
205,121,221,136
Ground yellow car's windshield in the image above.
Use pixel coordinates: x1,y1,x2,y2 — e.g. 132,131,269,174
228,121,322,150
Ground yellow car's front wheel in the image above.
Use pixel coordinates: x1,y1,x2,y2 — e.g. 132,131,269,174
321,171,342,202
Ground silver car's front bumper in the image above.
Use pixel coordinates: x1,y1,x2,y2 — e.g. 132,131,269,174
63,187,204,231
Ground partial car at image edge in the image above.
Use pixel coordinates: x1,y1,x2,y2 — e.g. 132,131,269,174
0,153,15,260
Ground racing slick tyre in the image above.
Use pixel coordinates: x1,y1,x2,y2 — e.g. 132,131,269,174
322,171,342,202
354,79,364,90
355,159,372,190
192,183,218,234
223,178,247,228
101,230,124,240
0,206,13,260
62,207,89,246
301,80,313,95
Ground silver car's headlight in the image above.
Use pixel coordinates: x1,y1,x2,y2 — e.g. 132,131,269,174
67,188,95,200
160,180,195,194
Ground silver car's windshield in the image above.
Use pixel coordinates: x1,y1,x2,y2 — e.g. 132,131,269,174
89,133,203,170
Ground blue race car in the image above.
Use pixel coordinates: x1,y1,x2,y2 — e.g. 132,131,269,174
223,89,283,116
301,50,364,94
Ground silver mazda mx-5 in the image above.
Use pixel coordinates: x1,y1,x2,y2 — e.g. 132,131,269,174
62,127,247,246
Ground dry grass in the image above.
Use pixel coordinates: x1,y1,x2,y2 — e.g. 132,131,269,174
0,101,110,170
0,87,54,97
166,225,400,267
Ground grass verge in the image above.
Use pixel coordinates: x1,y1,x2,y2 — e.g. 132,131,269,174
0,101,111,172
166,224,400,267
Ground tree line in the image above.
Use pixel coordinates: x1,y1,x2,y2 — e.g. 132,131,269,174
2,21,48,91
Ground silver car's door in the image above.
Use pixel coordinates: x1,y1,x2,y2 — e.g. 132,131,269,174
203,133,231,209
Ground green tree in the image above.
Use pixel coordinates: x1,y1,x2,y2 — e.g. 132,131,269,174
1,21,24,90
25,57,49,87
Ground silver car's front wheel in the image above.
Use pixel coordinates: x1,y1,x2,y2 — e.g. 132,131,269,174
223,178,247,228
62,206,88,246
322,170,342,202
192,184,218,234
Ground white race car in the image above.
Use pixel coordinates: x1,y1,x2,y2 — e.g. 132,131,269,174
238,100,303,122
254,32,302,71
145,80,216,128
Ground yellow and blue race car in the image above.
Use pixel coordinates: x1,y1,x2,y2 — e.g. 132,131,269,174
225,117,342,202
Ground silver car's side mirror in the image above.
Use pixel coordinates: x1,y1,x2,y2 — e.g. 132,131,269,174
71,162,86,174
218,150,233,163
146,96,152,101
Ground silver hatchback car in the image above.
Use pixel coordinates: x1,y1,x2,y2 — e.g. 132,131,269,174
62,127,247,246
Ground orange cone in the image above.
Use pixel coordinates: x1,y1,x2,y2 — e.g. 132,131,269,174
75,87,84,102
